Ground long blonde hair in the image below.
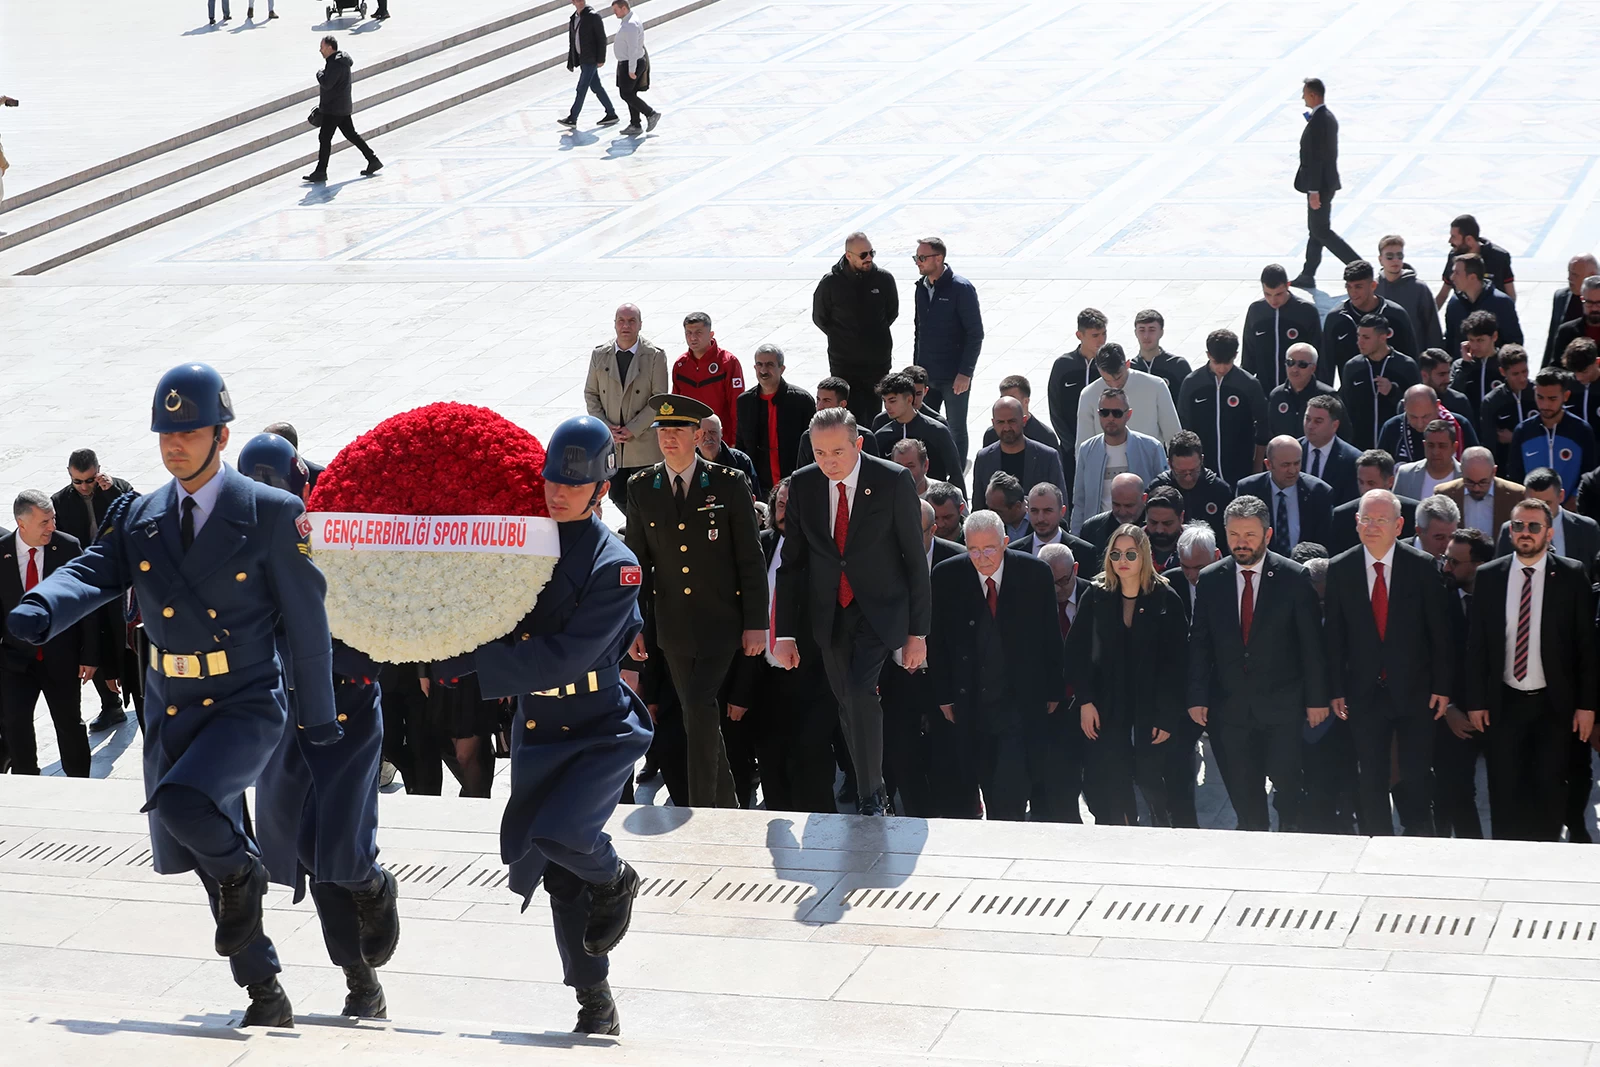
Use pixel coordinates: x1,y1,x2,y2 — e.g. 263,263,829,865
1095,523,1170,595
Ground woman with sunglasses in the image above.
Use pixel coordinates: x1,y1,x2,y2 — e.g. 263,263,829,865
1067,524,1188,825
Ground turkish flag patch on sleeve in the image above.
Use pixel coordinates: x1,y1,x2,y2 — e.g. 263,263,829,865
620,565,642,586
295,513,313,540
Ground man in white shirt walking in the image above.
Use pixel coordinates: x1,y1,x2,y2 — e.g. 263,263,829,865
612,1,661,136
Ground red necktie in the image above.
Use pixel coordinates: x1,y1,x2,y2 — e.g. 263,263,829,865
1240,568,1255,645
764,393,781,489
1371,561,1389,640
986,577,998,617
26,548,42,660
1514,566,1533,681
835,481,853,608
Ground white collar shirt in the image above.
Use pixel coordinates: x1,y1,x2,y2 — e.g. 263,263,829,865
1504,553,1548,690
1030,527,1064,555
1363,543,1397,599
1463,483,1494,537
1235,558,1265,615
15,531,42,587
977,558,1005,601
826,455,862,531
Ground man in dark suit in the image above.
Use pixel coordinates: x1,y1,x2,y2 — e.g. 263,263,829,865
972,396,1065,508
929,510,1065,821
1291,77,1358,290
1077,473,1149,563
874,372,964,499
1236,436,1335,554
775,406,931,815
625,395,768,809
1493,467,1600,579
1300,394,1361,506
1328,449,1420,553
1436,527,1493,838
1323,489,1453,835
1187,495,1330,831
0,490,99,777
735,345,815,498
796,377,882,469
1463,498,1599,841
1436,446,1521,538
725,478,838,815
51,447,136,731
1013,482,1099,572
1542,255,1597,367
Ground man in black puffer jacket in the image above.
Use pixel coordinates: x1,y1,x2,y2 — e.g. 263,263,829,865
304,36,381,183
812,232,899,424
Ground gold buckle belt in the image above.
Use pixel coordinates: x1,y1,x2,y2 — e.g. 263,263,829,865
158,650,231,679
534,671,600,699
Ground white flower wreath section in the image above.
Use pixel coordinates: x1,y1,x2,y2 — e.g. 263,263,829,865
310,512,560,663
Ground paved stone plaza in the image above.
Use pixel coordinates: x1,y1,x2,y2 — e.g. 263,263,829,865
7,0,1600,1062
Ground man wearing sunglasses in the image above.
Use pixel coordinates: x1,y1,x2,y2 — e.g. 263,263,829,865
911,237,984,468
1463,498,1598,841
1493,468,1600,580
49,449,137,732
1070,389,1165,540
812,233,898,425
1375,235,1444,352
1268,341,1336,439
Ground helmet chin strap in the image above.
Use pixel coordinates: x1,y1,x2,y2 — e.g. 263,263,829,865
177,428,223,486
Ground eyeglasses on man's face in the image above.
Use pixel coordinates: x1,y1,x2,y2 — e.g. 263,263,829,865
1510,519,1546,534
967,546,1002,561
1098,408,1128,419
852,249,876,259
1284,359,1316,370
1355,514,1396,528
913,253,941,263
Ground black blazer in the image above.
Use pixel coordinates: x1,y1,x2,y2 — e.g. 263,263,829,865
1294,105,1341,194
1495,511,1600,581
1066,580,1188,733
796,425,879,469
735,378,815,497
727,527,822,708
1235,472,1336,550
1463,553,1598,717
1300,436,1362,506
0,530,98,676
931,536,965,567
1323,541,1453,712
929,550,1064,731
1013,529,1100,574
1329,494,1420,554
1186,552,1328,724
50,478,137,546
777,454,931,650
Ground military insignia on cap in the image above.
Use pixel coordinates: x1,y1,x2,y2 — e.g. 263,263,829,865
659,401,675,416
164,389,183,412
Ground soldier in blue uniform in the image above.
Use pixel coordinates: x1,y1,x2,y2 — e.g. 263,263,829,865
237,432,400,1020
6,364,342,1028
434,414,652,1037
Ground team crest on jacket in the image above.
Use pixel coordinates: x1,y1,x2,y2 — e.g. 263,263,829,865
732,378,743,389
1278,402,1290,413
1227,395,1240,408
1206,502,1219,515
709,363,719,374
1561,448,1575,462
1286,328,1299,340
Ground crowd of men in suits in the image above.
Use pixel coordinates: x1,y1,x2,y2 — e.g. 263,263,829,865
576,219,1600,840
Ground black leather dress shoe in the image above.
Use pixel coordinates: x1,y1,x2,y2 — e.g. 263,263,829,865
341,963,387,1018
215,856,267,956
351,867,401,966
1288,274,1316,290
89,706,128,732
582,860,639,956
856,788,887,816
240,978,293,1027
573,981,621,1035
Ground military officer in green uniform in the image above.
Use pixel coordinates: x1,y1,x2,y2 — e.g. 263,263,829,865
624,394,767,808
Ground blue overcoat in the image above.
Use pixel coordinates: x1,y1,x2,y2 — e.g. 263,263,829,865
23,465,335,873
256,641,384,901
470,514,652,902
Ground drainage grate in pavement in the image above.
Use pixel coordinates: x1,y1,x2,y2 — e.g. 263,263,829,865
1070,886,1232,942
937,880,1097,935
1343,897,1500,952
1209,893,1363,948
680,866,839,920
805,875,970,928
0,829,141,875
1487,904,1600,958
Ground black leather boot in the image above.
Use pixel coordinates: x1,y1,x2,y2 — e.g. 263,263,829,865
215,856,268,957
341,962,387,1018
351,867,401,966
573,981,621,1035
240,978,294,1028
582,861,639,956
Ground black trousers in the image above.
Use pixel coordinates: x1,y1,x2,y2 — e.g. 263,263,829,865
1301,191,1359,279
1566,737,1594,843
1030,705,1083,823
661,646,739,807
747,659,839,814
1433,717,1484,839
315,115,378,175
615,61,656,127
1162,717,1203,829
1083,712,1170,826
1,663,89,777
830,364,888,428
879,662,935,817
1301,716,1359,834
819,602,891,798
1485,687,1570,842
924,704,979,818
1214,718,1302,831
974,727,1040,822
1348,690,1436,836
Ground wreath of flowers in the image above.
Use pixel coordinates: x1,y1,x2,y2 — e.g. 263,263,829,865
307,402,559,663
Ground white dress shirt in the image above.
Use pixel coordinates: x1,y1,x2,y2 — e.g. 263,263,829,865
765,535,784,666
1463,483,1494,536
1363,543,1396,598
1235,558,1265,615
176,466,229,540
614,13,647,73
826,455,862,531
1504,553,1548,691
1029,527,1065,555
1553,512,1568,558
976,558,1004,600
1305,440,1332,482
14,531,42,588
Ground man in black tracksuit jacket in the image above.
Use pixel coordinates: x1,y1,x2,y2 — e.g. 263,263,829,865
812,237,899,424
1320,263,1419,386
1241,270,1323,394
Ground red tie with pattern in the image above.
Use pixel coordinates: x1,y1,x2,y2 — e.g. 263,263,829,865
1240,568,1255,645
986,577,998,617
1514,566,1533,681
835,482,854,608
25,548,42,660
1371,561,1389,639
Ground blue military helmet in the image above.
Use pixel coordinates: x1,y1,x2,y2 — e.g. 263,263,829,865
237,433,309,497
151,362,236,433
543,414,619,486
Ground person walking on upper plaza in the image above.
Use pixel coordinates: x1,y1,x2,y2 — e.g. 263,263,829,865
585,302,669,513
0,93,14,205
813,232,900,426
1290,78,1359,290
912,237,984,467
304,37,381,184
774,406,931,817
560,0,620,129
611,1,660,136
673,312,745,443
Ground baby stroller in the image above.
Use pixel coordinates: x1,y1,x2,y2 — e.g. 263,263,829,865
327,0,367,19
